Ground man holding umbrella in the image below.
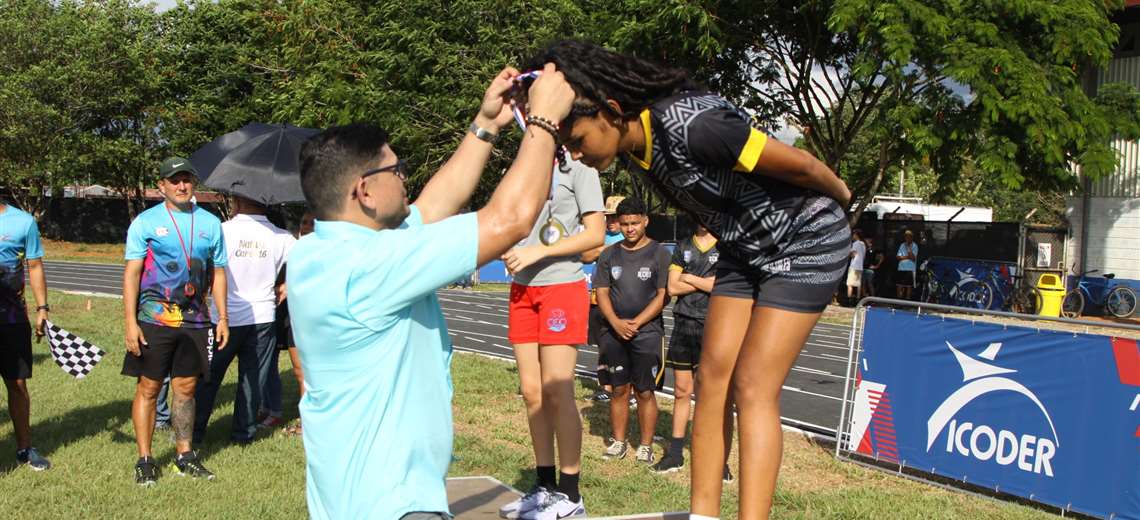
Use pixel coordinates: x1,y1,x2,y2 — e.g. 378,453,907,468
122,158,229,486
192,195,295,446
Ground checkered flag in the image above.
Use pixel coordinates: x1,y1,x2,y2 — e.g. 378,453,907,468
44,320,105,379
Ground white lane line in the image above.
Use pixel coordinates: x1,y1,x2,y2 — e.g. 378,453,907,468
1130,394,1139,412
43,280,122,292
466,337,486,344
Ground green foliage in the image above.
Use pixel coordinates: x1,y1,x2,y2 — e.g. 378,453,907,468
1,0,1137,224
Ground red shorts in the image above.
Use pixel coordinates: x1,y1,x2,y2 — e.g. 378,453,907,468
508,279,589,345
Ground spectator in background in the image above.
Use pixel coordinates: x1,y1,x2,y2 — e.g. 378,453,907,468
268,211,314,436
896,229,918,300
584,195,626,403
593,198,671,466
863,238,883,297
846,229,866,304
0,199,52,470
192,195,295,445
122,157,229,485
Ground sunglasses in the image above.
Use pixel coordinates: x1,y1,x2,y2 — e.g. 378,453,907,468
361,159,408,182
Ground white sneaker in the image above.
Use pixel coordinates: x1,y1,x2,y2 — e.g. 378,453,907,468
529,491,586,520
635,444,654,465
602,437,628,459
499,485,550,519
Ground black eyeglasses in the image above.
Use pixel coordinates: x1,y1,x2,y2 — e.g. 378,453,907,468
361,159,408,182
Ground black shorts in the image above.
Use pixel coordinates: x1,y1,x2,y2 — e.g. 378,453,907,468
121,323,213,382
0,322,33,380
599,329,664,393
895,269,916,288
666,316,703,371
710,228,850,313
587,305,604,347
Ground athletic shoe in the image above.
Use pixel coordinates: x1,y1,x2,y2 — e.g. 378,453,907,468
135,457,160,486
498,485,550,519
651,452,683,473
172,451,215,480
258,415,286,429
589,390,611,402
602,437,628,460
723,465,735,483
528,491,585,520
629,396,638,409
16,447,51,471
635,444,654,465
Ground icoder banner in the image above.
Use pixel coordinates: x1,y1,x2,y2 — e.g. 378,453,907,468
846,307,1140,519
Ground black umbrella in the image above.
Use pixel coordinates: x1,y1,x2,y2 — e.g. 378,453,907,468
190,123,321,205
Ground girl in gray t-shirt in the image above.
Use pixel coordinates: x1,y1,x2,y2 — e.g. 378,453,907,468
498,158,605,517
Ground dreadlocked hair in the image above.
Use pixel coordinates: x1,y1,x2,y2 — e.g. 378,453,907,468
524,40,698,121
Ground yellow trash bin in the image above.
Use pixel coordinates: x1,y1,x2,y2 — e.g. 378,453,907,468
1037,273,1065,317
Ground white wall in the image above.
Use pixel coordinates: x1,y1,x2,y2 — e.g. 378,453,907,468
1066,196,1140,281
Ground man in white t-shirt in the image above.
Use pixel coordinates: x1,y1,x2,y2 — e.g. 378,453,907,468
192,196,296,445
846,229,866,303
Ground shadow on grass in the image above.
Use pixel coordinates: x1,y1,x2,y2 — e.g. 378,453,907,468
0,395,134,474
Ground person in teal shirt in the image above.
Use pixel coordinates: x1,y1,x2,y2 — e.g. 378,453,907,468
287,65,574,519
0,200,52,471
121,158,230,485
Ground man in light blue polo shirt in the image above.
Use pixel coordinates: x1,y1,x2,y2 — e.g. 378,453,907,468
287,65,573,519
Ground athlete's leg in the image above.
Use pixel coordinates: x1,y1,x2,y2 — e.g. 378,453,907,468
538,344,582,473
690,296,753,516
732,306,821,519
514,343,555,467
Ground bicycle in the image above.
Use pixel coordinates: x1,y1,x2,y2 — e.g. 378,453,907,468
1008,274,1042,315
1061,269,1139,319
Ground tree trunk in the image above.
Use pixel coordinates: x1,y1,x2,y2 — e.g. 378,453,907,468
848,139,891,226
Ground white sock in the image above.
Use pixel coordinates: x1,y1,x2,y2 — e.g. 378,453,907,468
690,515,718,520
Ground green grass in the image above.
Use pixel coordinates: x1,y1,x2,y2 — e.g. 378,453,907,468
0,291,1058,518
40,239,125,264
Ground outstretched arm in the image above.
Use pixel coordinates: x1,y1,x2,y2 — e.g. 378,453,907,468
415,67,521,224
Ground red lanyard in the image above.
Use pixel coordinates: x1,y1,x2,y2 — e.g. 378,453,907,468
165,204,195,272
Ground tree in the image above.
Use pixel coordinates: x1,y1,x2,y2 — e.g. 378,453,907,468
604,0,1140,223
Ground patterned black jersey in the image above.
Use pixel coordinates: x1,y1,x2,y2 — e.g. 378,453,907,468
630,92,850,283
669,235,719,320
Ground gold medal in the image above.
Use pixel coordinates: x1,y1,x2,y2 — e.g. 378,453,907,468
540,218,567,246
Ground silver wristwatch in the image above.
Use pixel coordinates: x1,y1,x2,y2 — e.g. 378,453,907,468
469,122,500,144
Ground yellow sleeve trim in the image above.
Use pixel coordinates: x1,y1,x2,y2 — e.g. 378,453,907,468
669,264,684,272
733,128,768,173
627,109,654,170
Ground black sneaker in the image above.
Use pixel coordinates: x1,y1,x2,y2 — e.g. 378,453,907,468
16,447,51,471
723,465,734,483
589,390,611,402
651,452,684,474
172,451,215,480
135,457,160,486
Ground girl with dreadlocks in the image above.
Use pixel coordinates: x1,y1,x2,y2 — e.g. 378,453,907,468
523,40,851,520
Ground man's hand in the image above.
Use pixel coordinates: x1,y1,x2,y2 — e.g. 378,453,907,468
215,320,230,350
477,66,520,131
502,245,546,275
34,308,47,343
125,321,147,357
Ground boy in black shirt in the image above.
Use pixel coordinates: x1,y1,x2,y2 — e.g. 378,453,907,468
654,225,718,474
593,199,670,465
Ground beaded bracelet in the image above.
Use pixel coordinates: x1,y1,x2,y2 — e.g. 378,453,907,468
525,115,560,142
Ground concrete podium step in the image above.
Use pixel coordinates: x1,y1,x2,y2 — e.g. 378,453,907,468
446,476,685,519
